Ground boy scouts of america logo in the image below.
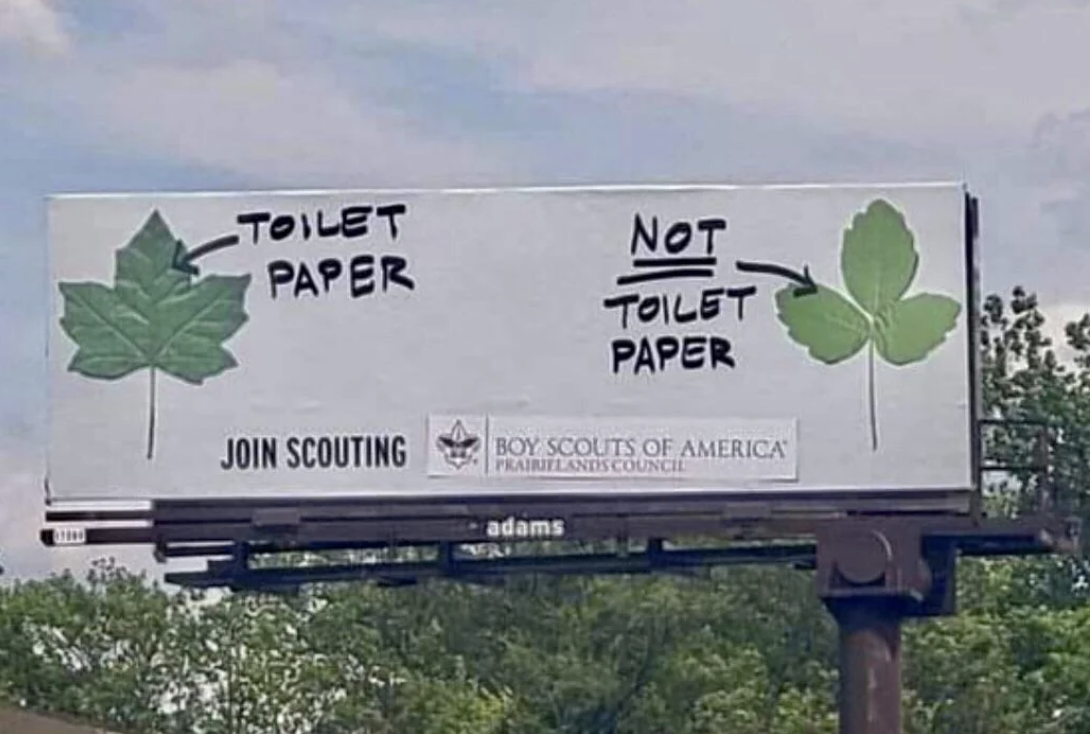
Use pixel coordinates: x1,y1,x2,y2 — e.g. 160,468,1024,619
436,420,481,469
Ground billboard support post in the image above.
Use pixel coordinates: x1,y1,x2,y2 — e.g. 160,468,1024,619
816,518,959,734
831,598,902,734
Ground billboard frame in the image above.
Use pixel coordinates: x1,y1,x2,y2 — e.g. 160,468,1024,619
45,182,981,505
41,191,990,551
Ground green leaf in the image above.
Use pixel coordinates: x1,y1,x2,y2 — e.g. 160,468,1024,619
57,210,251,458
57,282,149,379
113,210,190,321
59,210,251,384
874,293,961,366
840,199,919,316
149,274,250,384
774,285,871,365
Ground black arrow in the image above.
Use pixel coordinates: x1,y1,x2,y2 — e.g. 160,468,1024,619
172,234,241,276
734,259,818,297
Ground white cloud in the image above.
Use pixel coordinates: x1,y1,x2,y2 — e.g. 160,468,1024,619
10,0,1090,188
0,0,68,56
3,1,518,189
1030,107,1090,187
0,441,166,581
0,449,46,577
353,0,1090,145
1041,302,1090,366
62,59,514,187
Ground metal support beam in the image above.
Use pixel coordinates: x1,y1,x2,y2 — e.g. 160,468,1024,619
816,527,913,733
163,541,817,589
829,599,903,734
814,520,961,733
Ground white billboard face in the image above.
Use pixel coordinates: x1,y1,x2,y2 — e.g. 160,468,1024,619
47,183,976,501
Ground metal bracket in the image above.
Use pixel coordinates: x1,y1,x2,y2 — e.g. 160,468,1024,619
815,512,1078,619
812,507,1079,734
977,417,1058,514
816,522,954,619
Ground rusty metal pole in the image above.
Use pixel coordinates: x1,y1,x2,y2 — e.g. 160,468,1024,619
816,524,925,734
831,599,903,734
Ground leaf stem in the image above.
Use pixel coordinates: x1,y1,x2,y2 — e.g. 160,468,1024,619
867,340,878,451
147,367,157,460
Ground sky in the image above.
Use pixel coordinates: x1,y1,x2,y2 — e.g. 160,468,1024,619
3,0,1090,580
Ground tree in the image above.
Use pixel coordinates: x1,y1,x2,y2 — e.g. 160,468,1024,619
979,286,1090,608
0,558,189,733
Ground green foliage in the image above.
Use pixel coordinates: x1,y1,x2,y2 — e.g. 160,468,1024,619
980,286,1090,606
774,285,870,365
58,211,251,458
904,613,1042,734
874,294,961,366
775,199,961,368
840,199,918,316
0,559,193,734
2,551,1089,734
775,199,961,450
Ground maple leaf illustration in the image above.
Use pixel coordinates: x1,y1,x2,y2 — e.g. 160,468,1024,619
58,210,251,459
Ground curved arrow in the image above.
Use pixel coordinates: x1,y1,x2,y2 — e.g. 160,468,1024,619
172,234,240,276
735,259,818,297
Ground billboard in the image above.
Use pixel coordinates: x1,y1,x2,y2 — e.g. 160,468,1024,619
47,183,977,502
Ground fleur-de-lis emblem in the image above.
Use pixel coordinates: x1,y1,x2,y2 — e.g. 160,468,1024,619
436,420,481,468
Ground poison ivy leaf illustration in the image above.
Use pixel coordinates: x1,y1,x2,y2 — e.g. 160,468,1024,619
840,199,919,316
58,210,251,460
774,285,871,365
771,197,963,452
874,293,961,366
